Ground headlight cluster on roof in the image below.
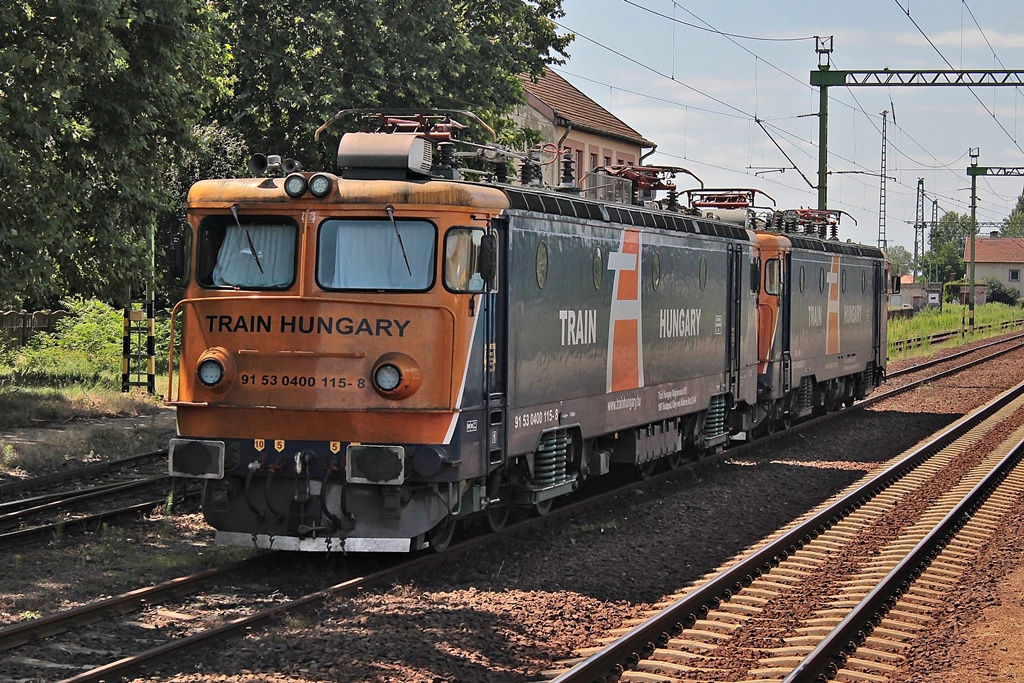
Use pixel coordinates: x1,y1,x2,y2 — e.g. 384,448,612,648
284,173,334,199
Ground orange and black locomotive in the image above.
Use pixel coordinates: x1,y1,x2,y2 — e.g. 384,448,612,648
167,110,892,552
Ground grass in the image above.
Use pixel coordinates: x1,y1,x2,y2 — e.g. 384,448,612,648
0,298,175,431
0,384,166,430
0,410,173,475
888,302,1024,361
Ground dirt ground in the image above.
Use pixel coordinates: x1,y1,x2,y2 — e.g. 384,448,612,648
926,562,1024,681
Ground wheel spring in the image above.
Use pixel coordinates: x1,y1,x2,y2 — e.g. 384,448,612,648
705,395,726,438
862,362,877,391
534,430,571,487
797,376,813,412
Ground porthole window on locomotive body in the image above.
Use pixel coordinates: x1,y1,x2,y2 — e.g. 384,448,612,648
699,255,708,291
536,240,548,289
799,265,806,293
593,246,603,289
841,268,847,293
652,251,661,290
819,266,826,293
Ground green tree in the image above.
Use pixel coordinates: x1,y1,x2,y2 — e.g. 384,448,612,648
155,122,249,306
929,211,972,254
0,0,229,309
918,211,971,284
2,1,570,308
218,0,572,168
885,245,913,278
919,242,965,284
1001,191,1024,237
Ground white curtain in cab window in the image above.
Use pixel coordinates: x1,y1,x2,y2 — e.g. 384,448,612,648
212,224,295,288
320,220,434,289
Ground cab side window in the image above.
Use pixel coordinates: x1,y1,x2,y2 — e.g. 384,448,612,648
764,258,782,296
444,227,493,292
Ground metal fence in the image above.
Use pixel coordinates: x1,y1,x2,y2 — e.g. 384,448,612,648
888,318,1024,354
0,310,68,347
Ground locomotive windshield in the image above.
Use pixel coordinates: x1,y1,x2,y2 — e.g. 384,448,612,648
196,216,297,289
317,219,435,290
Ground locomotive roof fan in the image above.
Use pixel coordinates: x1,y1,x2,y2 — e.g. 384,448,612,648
337,133,434,180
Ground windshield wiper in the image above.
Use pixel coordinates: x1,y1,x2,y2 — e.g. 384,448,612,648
231,204,264,274
385,204,413,276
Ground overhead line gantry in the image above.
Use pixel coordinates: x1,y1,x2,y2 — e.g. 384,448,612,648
809,38,1024,216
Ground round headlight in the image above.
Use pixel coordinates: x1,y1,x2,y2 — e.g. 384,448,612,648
197,358,225,386
284,173,307,198
374,363,402,392
309,173,333,197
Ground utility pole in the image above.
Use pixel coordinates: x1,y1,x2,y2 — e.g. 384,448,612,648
914,179,925,283
930,199,938,283
815,37,832,211
877,110,888,249
969,149,979,333
965,158,1024,332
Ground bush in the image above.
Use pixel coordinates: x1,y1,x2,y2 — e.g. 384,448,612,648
983,277,1021,306
15,297,125,388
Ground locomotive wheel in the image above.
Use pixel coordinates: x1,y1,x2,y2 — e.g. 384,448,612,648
486,500,511,532
638,460,658,479
427,515,456,552
668,450,685,470
764,419,777,436
781,415,793,430
534,498,554,516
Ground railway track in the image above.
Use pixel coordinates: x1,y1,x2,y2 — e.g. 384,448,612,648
886,330,1024,381
0,449,195,547
540,376,1024,682
2,337,1022,681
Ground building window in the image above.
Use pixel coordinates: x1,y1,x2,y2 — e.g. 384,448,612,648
1010,269,1020,282
590,153,598,170
604,156,611,167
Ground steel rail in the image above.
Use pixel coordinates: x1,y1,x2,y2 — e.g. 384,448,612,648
43,342,1024,681
0,558,263,650
0,479,142,515
784,433,1024,682
0,475,170,526
0,491,196,548
0,449,166,500
548,379,1024,683
886,331,1024,380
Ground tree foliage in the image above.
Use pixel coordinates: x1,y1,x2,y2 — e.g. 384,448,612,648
1,1,570,308
885,245,913,278
220,0,571,168
0,0,228,308
983,276,1020,306
918,211,971,284
1001,191,1024,237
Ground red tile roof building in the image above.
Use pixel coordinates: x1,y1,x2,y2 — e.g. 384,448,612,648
963,236,1024,297
515,68,655,188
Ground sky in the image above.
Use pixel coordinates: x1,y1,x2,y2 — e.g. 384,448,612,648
554,0,1024,253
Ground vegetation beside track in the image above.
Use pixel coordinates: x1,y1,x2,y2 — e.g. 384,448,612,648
887,302,1024,361
0,298,171,428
